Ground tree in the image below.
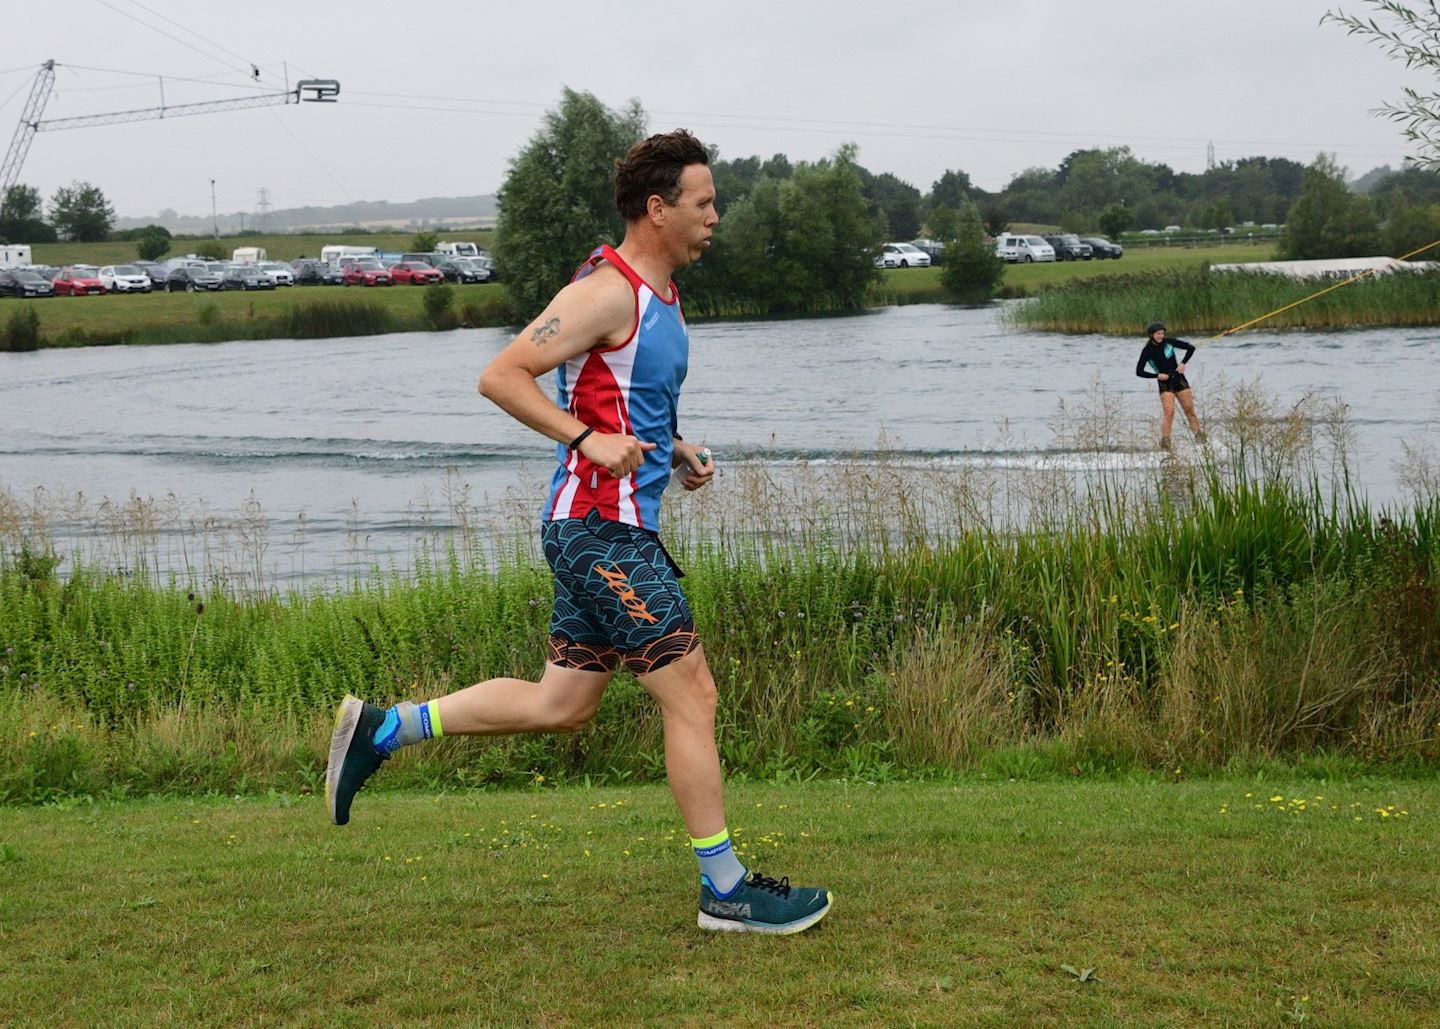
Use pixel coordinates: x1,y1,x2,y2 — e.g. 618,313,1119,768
136,229,171,262
494,89,647,321
680,145,881,315
928,169,979,211
1384,199,1440,257
939,202,1006,305
1280,153,1383,258
0,184,55,243
980,208,1010,238
410,230,439,253
860,170,923,241
1098,204,1133,239
1325,2,1440,168
49,181,115,242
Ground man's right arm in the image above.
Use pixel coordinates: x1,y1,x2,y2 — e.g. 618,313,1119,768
478,273,654,479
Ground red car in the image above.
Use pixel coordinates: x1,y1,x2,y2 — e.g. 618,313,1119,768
340,258,392,287
389,261,443,286
52,265,107,296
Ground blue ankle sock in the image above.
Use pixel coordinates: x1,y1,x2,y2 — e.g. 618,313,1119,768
372,700,443,756
692,829,747,896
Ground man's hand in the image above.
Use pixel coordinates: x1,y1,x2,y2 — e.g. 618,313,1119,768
1176,363,1187,374
579,432,656,479
671,440,716,491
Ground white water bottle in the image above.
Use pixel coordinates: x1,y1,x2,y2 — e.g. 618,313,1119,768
672,446,711,491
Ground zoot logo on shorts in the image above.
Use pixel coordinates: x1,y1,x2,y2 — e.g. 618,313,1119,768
593,563,658,623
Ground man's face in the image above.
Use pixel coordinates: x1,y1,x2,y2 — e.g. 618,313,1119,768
663,164,719,266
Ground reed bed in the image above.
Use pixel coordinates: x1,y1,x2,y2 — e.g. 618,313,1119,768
1012,267,1440,335
2,385,1438,801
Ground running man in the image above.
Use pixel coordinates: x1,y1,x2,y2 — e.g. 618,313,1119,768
325,130,832,935
1136,321,1204,449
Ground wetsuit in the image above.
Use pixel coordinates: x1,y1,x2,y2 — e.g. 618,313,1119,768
1136,337,1196,394
540,245,697,675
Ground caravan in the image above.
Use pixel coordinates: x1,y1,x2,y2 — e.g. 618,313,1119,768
320,244,377,265
0,245,33,270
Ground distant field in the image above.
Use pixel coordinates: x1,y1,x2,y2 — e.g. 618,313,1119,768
30,228,497,268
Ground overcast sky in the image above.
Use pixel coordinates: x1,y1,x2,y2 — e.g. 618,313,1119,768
0,0,1427,219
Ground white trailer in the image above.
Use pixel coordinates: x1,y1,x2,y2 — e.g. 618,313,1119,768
320,244,377,264
0,244,33,269
232,246,268,264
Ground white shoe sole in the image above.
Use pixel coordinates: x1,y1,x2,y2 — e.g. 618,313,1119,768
697,894,832,935
325,695,363,824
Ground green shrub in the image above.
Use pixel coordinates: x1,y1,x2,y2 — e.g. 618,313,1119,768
422,283,455,328
196,302,220,327
461,296,518,327
0,305,42,352
286,301,394,338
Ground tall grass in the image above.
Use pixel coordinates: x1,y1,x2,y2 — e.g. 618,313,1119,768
2,387,1438,801
1012,267,1440,334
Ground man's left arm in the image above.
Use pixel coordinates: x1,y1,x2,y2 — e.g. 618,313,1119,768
671,437,716,492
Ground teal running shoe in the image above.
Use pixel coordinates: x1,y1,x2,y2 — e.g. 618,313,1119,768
325,695,388,826
698,871,832,934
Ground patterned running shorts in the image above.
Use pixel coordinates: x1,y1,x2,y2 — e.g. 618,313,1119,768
541,509,697,675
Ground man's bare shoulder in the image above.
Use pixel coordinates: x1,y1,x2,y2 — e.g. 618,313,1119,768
547,262,636,346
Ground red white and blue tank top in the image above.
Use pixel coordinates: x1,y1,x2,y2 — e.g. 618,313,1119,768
543,245,689,530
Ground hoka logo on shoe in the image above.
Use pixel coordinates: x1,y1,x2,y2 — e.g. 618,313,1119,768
706,900,752,917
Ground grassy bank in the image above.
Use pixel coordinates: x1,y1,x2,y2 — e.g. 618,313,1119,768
1012,266,1440,335
4,413,1438,801
0,281,515,348
1,780,1436,1025
870,242,1279,307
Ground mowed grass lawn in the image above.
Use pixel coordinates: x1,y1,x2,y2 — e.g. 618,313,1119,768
1,778,1435,1027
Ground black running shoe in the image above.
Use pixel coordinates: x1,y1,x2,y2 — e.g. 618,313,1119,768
698,871,832,934
325,695,388,826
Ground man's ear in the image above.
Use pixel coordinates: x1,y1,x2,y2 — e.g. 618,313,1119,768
646,193,666,224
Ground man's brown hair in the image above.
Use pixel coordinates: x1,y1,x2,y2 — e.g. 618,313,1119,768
614,130,709,221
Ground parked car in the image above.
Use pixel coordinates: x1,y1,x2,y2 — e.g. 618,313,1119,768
910,238,946,262
222,265,276,291
255,261,295,287
25,264,60,282
401,252,446,268
339,257,392,286
435,257,492,284
165,266,224,292
52,266,107,296
290,259,344,286
1081,236,1124,260
390,261,444,286
875,242,932,269
0,269,54,298
1042,234,1093,261
133,260,169,287
995,234,1056,263
99,264,154,293
472,255,499,282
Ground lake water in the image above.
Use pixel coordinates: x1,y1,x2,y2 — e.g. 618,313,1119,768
1,302,1434,584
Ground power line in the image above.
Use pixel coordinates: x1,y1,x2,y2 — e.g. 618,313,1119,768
265,107,353,202
121,0,260,71
94,0,255,79
336,98,1404,162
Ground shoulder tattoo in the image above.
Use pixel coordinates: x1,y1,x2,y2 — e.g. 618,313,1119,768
530,317,561,345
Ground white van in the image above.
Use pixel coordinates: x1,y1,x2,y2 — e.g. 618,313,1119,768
995,234,1056,264
0,244,33,270
436,241,483,258
232,246,268,264
320,244,378,265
